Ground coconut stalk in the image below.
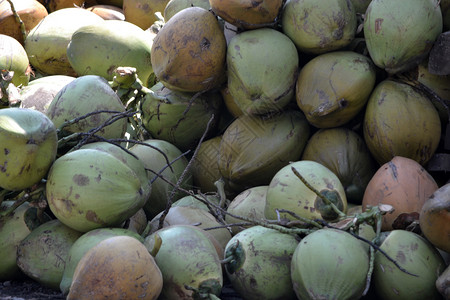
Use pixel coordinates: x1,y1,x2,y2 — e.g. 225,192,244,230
6,0,27,43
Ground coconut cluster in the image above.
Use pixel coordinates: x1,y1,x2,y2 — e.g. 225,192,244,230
0,0,449,300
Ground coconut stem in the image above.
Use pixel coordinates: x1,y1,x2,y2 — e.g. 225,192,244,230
6,0,27,43
0,185,44,216
275,208,323,228
157,114,216,230
363,245,375,296
214,178,228,209
291,166,347,219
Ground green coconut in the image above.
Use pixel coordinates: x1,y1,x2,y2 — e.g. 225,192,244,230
0,34,30,87
60,227,144,295
19,75,76,114
225,186,268,235
265,160,348,222
144,224,223,299
0,107,58,191
0,201,51,281
301,127,377,204
25,7,104,76
224,226,298,300
46,75,128,140
282,0,357,54
46,146,151,232
363,79,441,166
129,139,193,219
364,0,443,74
67,20,154,85
16,219,83,290
218,110,310,193
295,51,376,128
227,28,299,115
291,228,369,300
164,0,210,21
373,230,445,300
140,82,222,151
148,205,232,250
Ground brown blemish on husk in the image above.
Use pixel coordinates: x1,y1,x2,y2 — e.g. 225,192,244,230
85,210,105,225
73,174,89,186
375,18,383,34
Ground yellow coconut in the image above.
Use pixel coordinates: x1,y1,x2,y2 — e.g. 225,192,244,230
67,236,163,300
209,0,283,29
123,0,170,30
150,6,227,92
0,0,48,44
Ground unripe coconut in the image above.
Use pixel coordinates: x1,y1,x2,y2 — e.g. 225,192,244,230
0,108,58,191
295,51,376,128
25,8,104,76
144,225,223,300
0,201,51,281
140,82,222,151
148,206,232,249
46,146,151,232
67,20,154,84
265,160,348,222
218,111,310,193
19,75,76,114
227,28,299,115
46,75,127,140
60,227,144,295
123,0,170,30
224,226,298,300
16,219,83,290
291,228,370,300
164,0,210,21
362,156,438,232
419,183,450,253
86,4,125,20
0,0,48,44
0,34,30,87
151,6,227,92
129,139,193,219
225,186,268,235
373,230,445,300
38,0,84,12
282,0,357,54
364,0,443,74
210,0,283,30
67,235,163,300
363,79,441,166
301,127,377,204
